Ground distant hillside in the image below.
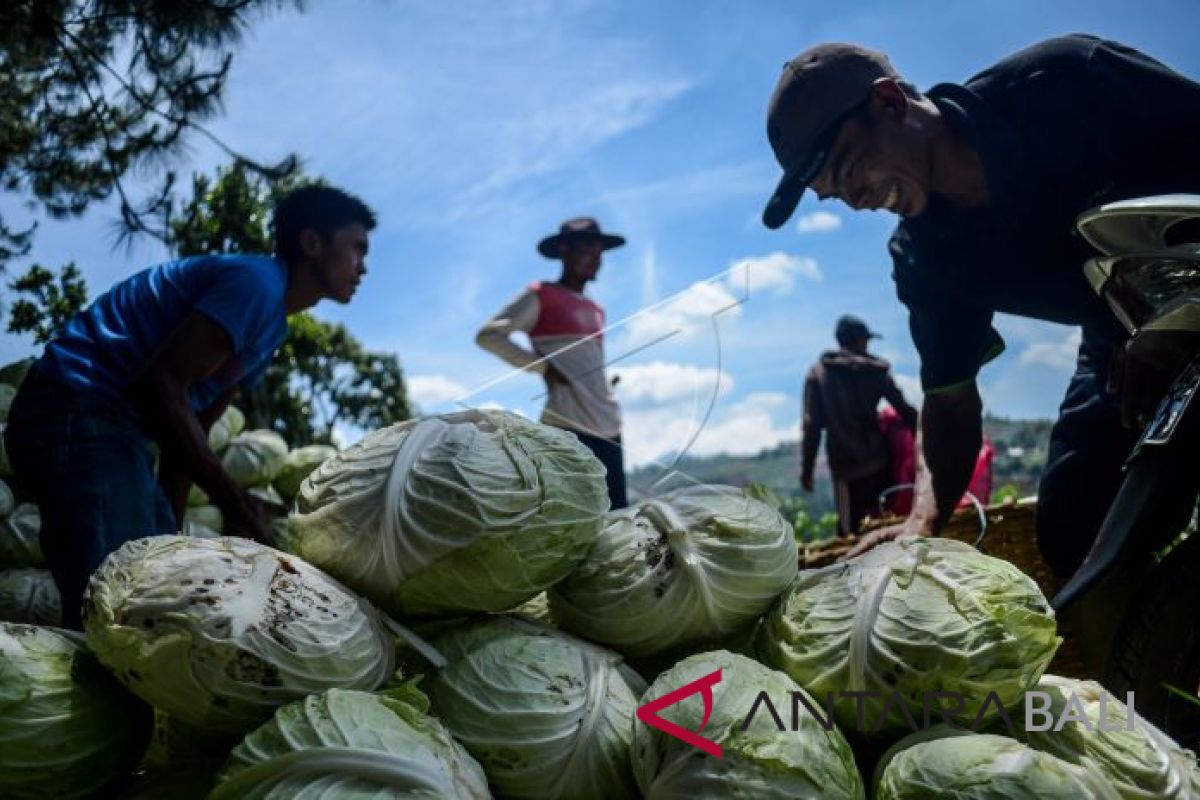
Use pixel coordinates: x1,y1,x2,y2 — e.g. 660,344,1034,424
628,414,1054,514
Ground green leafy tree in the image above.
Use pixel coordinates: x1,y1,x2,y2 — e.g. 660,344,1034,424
168,161,411,444
5,262,88,343
0,0,299,278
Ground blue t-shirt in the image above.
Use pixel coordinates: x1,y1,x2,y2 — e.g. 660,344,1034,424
41,254,289,414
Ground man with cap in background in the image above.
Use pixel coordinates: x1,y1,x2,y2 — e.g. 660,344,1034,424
476,217,628,509
760,35,1200,568
802,314,918,534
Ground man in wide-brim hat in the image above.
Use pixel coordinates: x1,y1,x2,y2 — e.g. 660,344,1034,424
476,217,629,508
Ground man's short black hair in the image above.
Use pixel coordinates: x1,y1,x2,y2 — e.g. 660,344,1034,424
273,185,377,264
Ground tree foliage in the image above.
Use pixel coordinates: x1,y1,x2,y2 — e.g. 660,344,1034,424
0,0,298,273
169,161,411,445
5,262,89,344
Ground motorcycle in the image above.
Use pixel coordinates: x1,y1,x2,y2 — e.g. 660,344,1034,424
1052,194,1200,748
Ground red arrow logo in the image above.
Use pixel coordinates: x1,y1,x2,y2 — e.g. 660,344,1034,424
636,668,723,758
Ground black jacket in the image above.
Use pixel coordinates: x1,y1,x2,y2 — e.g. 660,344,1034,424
802,350,918,481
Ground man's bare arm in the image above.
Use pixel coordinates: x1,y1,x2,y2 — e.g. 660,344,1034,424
132,312,271,543
157,386,236,524
918,381,983,533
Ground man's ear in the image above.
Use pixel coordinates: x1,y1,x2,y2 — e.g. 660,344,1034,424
298,228,324,260
867,77,909,120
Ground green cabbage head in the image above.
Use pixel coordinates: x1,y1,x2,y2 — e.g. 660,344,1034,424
757,537,1060,737
208,405,246,453
209,686,491,800
632,650,865,799
0,622,152,799
0,568,60,625
0,503,42,567
273,444,337,501
222,429,288,487
550,485,797,657
284,410,609,616
431,616,645,799
1012,674,1200,799
84,535,396,737
0,383,15,421
874,729,1122,799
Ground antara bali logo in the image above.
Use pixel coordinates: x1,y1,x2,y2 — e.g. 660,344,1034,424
635,668,724,758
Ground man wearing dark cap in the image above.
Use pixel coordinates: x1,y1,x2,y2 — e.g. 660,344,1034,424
761,35,1200,569
801,314,918,534
476,217,628,508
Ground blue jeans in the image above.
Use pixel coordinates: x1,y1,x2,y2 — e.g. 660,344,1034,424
570,430,628,510
5,363,175,629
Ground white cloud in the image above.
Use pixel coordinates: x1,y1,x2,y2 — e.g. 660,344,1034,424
621,391,797,468
1018,328,1082,370
622,278,743,343
795,211,843,234
408,374,469,408
640,245,659,307
614,361,733,404
892,373,924,408
726,252,822,296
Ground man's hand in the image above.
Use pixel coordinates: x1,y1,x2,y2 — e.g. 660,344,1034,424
222,492,281,547
800,472,814,492
838,514,931,561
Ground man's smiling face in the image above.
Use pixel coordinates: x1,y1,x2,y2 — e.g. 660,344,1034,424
808,82,935,219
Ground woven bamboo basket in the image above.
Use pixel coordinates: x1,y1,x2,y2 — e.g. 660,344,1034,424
798,497,1088,679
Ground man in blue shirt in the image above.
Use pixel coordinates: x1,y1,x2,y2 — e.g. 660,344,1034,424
5,185,376,628
760,36,1200,570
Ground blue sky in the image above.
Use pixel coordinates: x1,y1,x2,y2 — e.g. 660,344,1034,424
3,0,1198,467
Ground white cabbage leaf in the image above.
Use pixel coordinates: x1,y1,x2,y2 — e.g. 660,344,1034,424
210,686,492,800
284,410,609,616
874,729,1122,799
221,429,288,488
0,568,60,625
632,649,865,799
757,537,1060,737
549,485,797,657
431,616,645,799
0,503,42,567
84,535,396,737
0,623,152,799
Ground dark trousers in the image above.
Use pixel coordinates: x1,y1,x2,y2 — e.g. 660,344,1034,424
1036,331,1138,576
833,465,888,535
571,430,628,510
5,364,176,629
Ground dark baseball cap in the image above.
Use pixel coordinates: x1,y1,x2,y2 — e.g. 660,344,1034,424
762,43,899,230
835,314,880,345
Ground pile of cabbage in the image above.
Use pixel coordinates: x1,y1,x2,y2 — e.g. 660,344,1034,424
0,396,1197,798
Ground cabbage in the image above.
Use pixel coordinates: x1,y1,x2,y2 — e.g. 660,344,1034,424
0,568,60,625
549,485,797,657
285,410,609,616
222,430,288,487
632,650,865,799
1012,675,1200,799
0,503,42,567
757,537,1059,737
208,405,247,453
249,485,285,507
874,729,1121,799
0,623,152,799
431,616,644,799
184,504,224,532
0,477,13,518
84,535,396,737
273,444,337,501
0,383,15,421
210,686,492,800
